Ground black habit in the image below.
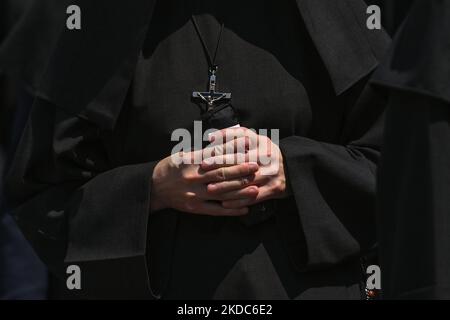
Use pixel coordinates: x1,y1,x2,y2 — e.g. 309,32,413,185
366,0,415,36
0,0,67,299
373,0,450,299
5,0,390,299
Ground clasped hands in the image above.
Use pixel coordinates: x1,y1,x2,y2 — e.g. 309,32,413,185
151,127,289,216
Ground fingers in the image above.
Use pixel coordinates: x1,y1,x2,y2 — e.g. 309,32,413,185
203,136,250,158
211,186,259,201
201,143,274,171
193,201,249,216
199,162,259,183
207,174,257,194
201,152,251,171
208,127,256,144
222,188,270,209
208,128,272,155
207,172,269,194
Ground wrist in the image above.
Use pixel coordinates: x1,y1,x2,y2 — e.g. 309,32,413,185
150,159,168,212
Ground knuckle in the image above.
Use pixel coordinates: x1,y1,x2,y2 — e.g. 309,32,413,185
207,184,220,194
216,169,225,181
182,171,196,182
273,180,285,193
184,192,196,200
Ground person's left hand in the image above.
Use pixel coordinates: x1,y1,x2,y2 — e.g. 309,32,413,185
201,127,291,209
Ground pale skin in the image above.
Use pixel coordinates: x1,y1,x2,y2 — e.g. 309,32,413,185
150,127,290,216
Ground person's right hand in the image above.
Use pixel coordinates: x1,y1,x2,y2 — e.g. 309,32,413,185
150,151,260,216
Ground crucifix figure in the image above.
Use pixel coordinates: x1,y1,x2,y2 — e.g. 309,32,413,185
192,66,231,111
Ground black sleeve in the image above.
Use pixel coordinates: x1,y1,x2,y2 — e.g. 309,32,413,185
5,97,159,299
278,82,386,270
377,92,450,299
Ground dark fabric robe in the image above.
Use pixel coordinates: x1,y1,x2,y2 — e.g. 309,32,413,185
373,0,450,299
366,0,415,36
0,0,68,88
0,0,56,299
4,0,390,299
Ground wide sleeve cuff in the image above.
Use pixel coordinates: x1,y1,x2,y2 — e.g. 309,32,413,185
278,135,377,271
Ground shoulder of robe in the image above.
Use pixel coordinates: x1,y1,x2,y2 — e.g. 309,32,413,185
27,0,389,130
0,0,68,89
34,0,157,131
295,0,391,95
371,0,450,105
